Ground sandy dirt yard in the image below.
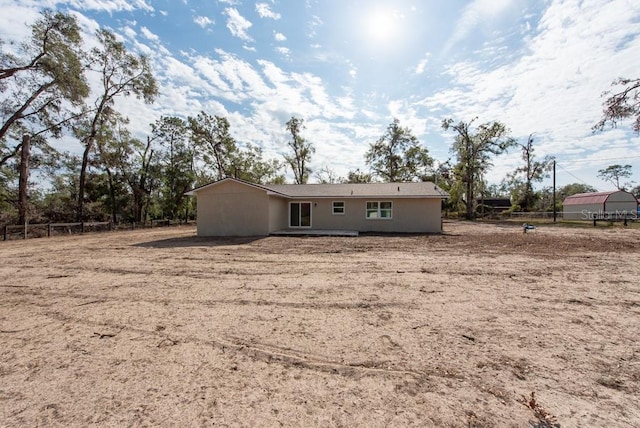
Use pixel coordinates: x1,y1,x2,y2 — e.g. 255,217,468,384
1,220,639,427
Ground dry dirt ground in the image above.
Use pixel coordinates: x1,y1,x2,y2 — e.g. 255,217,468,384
1,220,639,427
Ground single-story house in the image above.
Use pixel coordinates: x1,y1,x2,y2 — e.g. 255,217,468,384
185,177,449,236
562,190,638,220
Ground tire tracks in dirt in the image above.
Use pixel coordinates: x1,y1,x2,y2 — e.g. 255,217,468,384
30,307,432,385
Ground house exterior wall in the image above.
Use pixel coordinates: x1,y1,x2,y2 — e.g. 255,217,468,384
195,180,270,236
288,197,442,233
190,178,447,236
268,196,288,232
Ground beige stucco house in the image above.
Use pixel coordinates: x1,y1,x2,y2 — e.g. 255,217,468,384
563,190,638,220
185,177,449,236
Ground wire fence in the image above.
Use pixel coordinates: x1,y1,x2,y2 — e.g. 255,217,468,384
1,219,195,241
506,212,562,219
505,211,638,227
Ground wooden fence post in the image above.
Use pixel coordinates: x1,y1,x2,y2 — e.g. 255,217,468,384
3,225,7,241
48,223,52,237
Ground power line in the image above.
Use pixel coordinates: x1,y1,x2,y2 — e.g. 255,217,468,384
556,163,605,190
561,155,640,165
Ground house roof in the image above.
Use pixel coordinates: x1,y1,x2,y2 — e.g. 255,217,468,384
563,190,634,205
184,177,289,197
186,177,449,199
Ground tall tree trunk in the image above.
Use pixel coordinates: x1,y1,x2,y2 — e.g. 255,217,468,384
105,167,118,224
466,175,474,220
18,134,31,225
77,139,92,221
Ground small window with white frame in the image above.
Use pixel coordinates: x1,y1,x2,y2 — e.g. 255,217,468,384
332,201,345,215
366,201,392,219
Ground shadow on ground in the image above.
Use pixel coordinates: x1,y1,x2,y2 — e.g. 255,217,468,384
134,235,266,248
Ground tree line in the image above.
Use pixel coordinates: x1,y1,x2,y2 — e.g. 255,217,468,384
1,10,638,225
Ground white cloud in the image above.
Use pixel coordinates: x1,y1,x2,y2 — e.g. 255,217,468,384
275,46,290,57
0,2,41,43
140,26,159,42
307,15,323,38
256,3,281,20
444,0,516,53
194,16,213,28
415,53,430,74
209,49,273,101
258,59,289,86
67,0,154,13
421,0,640,186
224,7,253,42
255,59,358,122
192,56,231,93
274,32,286,42
122,26,137,40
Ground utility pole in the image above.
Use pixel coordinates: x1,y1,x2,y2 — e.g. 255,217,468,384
552,160,557,222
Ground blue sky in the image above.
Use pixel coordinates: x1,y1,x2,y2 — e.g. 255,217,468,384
1,0,639,190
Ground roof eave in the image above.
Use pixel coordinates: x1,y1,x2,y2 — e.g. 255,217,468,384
184,177,290,197
270,194,449,199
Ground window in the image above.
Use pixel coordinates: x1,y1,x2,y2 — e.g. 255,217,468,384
332,201,345,215
366,201,392,219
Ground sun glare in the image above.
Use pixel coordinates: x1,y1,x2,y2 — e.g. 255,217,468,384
364,8,398,46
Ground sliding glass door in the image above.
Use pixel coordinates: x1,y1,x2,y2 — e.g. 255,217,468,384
290,202,311,228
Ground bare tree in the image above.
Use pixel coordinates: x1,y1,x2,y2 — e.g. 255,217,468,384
314,165,341,184
597,164,633,190
442,118,515,220
507,134,554,211
594,78,640,133
284,116,314,184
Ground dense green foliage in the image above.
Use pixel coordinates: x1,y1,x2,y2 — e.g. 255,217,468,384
365,119,433,182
